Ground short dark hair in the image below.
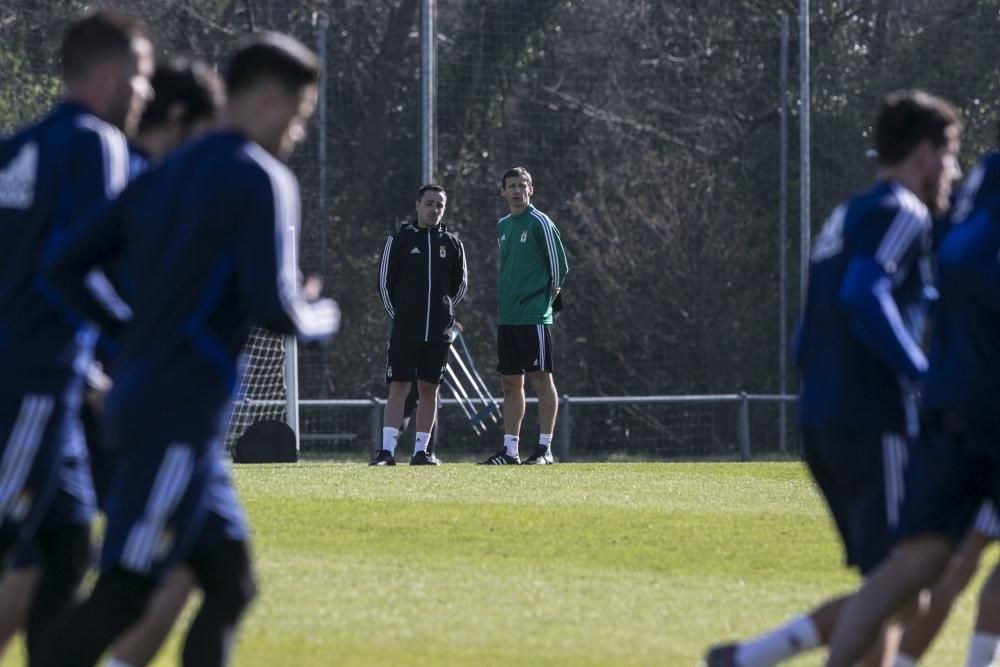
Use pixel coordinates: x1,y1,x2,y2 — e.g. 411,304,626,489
226,32,320,98
874,90,960,167
60,9,151,82
501,167,532,188
416,184,446,201
138,59,224,133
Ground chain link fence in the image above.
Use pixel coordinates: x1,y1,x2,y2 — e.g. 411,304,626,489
3,1,998,458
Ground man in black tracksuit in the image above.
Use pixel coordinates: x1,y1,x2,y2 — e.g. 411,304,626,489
373,184,467,465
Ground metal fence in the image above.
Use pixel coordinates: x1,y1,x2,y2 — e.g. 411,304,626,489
5,2,998,463
275,393,799,462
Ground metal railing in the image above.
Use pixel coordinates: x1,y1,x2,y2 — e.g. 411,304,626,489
281,393,800,461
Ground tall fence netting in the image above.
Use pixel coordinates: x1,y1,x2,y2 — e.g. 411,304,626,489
4,1,998,459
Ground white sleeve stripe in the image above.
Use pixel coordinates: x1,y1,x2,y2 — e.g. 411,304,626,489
453,240,468,306
530,210,560,287
84,270,132,321
876,206,922,269
379,236,395,317
873,276,928,373
531,212,558,283
242,143,329,339
76,116,128,198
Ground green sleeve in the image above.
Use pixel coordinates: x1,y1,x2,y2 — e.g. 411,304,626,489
533,215,568,288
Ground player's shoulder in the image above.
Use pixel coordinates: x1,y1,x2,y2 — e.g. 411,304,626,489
442,226,465,248
393,221,418,238
848,181,927,227
67,108,128,162
527,206,556,226
212,133,299,201
384,223,416,250
496,212,513,226
438,222,460,238
885,181,928,217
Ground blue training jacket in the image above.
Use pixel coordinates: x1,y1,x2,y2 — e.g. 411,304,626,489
921,154,1000,426
797,180,932,436
0,101,130,393
46,130,338,449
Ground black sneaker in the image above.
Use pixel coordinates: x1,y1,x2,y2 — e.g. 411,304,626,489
523,445,554,464
703,644,738,667
369,449,396,466
409,450,441,466
478,448,520,465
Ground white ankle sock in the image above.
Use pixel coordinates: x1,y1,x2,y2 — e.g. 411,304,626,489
382,427,399,455
966,632,1000,667
735,614,820,667
893,654,917,667
504,434,519,457
414,432,430,455
539,433,553,448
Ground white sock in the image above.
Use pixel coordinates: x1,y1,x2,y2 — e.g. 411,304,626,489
966,632,1000,667
414,432,430,455
504,434,519,457
382,427,399,455
735,614,820,667
893,654,917,667
539,433,553,448
104,659,137,667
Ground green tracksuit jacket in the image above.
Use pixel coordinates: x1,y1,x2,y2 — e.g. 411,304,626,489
496,204,568,325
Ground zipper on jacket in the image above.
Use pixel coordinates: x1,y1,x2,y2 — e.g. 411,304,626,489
425,231,432,341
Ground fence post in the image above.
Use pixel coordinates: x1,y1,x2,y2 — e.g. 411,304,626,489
370,398,382,454
558,395,571,462
738,392,751,461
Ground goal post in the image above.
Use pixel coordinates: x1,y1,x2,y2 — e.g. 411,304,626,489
225,224,301,453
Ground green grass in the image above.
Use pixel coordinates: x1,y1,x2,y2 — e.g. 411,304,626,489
4,462,995,665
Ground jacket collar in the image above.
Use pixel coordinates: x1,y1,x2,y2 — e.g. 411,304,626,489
402,220,447,233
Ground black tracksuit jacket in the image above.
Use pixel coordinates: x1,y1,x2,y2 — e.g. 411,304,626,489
378,221,468,342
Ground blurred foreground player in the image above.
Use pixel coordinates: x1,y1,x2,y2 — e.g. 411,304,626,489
0,9,153,664
826,145,1000,667
706,89,961,666
0,58,224,667
41,32,339,667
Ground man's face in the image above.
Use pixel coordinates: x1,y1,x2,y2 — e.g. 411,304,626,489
108,37,154,135
921,124,961,216
415,190,446,228
501,175,532,212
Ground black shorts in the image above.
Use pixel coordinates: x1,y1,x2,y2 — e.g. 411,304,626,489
385,338,450,385
802,427,908,575
496,324,554,375
897,412,1000,547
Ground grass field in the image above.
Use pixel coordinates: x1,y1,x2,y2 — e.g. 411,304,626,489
4,462,995,666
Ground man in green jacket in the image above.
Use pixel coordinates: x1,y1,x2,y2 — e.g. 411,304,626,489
480,167,569,465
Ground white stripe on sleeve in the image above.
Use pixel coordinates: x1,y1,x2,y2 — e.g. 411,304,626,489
452,239,468,306
530,210,561,288
76,116,129,198
873,276,928,374
379,235,395,317
243,143,337,341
